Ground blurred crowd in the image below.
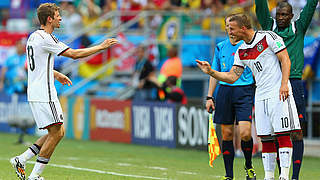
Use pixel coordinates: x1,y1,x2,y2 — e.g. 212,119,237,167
0,0,320,102
1,0,319,34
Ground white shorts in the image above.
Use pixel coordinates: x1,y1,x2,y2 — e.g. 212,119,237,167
255,95,301,136
29,101,64,129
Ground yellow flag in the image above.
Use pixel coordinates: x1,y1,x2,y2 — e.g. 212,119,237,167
208,113,221,167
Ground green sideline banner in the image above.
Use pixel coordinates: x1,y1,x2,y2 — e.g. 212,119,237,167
60,96,90,140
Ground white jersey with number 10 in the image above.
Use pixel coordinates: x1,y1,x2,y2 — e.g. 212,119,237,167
234,31,289,101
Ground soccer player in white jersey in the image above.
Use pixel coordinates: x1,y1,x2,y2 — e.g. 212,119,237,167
10,3,117,180
197,14,301,180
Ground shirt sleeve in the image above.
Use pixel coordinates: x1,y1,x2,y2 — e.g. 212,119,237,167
42,35,69,56
255,0,274,30
267,32,286,54
296,0,319,34
233,49,245,68
211,46,220,71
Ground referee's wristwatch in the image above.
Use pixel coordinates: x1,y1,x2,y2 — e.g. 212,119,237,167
206,96,215,103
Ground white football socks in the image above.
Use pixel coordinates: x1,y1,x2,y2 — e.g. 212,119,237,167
279,147,293,179
29,162,46,178
262,152,276,179
29,156,49,178
19,149,35,164
18,144,41,164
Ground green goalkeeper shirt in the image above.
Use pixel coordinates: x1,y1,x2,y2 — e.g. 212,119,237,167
255,0,318,78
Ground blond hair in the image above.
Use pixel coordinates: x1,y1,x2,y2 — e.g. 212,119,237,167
229,13,252,29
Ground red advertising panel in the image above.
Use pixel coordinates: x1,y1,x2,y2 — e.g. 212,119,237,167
90,99,131,143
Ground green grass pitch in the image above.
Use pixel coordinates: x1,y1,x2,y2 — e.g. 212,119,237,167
1,132,319,180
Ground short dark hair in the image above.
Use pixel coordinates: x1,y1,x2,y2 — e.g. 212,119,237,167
277,2,293,14
229,14,252,29
37,3,60,25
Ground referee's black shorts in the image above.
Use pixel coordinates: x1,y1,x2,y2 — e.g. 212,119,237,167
214,84,254,125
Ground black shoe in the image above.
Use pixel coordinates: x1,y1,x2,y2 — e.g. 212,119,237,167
245,165,256,180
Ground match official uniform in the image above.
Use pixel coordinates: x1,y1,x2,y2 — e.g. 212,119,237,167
27,29,69,129
212,39,255,125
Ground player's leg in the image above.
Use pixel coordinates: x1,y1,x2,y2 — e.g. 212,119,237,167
29,124,65,178
27,101,65,179
255,99,275,180
274,137,281,176
238,121,253,162
290,130,303,180
260,136,277,180
221,124,235,179
12,135,48,164
214,85,235,179
270,95,300,180
234,124,242,157
289,79,306,180
233,84,255,178
10,102,50,180
238,121,256,180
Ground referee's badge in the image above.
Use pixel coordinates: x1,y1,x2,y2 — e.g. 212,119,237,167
257,43,264,52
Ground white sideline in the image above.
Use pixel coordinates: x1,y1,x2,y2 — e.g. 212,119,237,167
26,161,168,180
0,157,166,180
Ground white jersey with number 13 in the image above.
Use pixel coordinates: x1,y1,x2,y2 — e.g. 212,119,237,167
26,29,69,102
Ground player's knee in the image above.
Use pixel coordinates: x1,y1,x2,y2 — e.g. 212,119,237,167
48,125,65,140
260,136,276,153
290,131,303,141
276,134,292,148
239,129,251,141
222,128,233,140
222,133,233,141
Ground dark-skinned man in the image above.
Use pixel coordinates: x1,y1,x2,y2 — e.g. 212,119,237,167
255,0,319,179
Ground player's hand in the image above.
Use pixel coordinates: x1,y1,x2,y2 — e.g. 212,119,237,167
196,60,211,74
56,73,72,86
206,99,215,113
279,83,289,101
100,38,118,49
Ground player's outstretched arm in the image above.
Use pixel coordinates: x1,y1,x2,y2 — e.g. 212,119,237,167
276,49,291,101
53,70,72,86
61,38,118,59
196,60,243,84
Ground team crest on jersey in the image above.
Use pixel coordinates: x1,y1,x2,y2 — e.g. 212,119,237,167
239,36,268,60
257,43,264,52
